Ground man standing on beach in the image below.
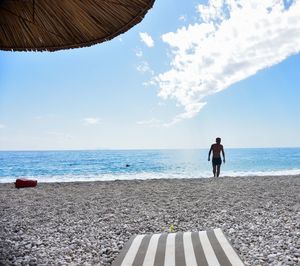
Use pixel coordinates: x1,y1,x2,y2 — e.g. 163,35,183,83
208,137,225,177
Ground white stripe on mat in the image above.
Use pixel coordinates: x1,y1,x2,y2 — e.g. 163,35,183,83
199,231,221,266
164,233,176,266
214,228,244,266
183,232,198,266
121,235,145,266
143,234,161,266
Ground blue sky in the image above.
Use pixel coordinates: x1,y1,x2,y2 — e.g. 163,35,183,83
0,0,300,150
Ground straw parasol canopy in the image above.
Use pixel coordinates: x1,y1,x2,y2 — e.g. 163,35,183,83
0,0,155,52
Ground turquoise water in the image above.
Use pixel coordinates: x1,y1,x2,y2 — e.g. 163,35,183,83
0,148,299,183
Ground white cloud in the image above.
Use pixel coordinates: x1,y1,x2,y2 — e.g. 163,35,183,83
139,32,154,47
179,15,187,21
83,117,101,125
143,80,156,87
0,124,7,129
135,49,143,57
47,132,73,140
155,0,300,125
137,118,161,127
137,61,154,75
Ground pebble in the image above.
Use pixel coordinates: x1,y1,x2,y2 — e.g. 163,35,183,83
0,175,299,265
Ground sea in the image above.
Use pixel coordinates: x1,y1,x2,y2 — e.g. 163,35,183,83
0,148,300,183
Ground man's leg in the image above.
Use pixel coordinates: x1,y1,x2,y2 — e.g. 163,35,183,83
216,165,221,177
213,164,217,177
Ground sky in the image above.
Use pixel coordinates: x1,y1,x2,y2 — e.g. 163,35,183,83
0,0,300,150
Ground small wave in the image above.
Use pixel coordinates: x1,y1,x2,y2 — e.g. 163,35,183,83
0,172,198,183
1,168,300,183
222,169,300,177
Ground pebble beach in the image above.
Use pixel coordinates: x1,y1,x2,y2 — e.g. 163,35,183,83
0,175,299,266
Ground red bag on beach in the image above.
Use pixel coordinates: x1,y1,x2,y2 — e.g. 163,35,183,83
15,179,37,188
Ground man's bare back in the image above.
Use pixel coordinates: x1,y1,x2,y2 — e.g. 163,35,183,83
208,138,225,177
211,143,224,158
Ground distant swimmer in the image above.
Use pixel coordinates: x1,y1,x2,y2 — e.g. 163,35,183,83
125,164,130,167
208,137,225,177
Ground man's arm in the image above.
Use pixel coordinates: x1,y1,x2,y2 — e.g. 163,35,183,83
222,146,225,163
208,145,213,161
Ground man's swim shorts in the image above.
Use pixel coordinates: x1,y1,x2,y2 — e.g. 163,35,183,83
212,157,222,166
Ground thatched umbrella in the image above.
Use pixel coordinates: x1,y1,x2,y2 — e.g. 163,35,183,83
0,0,155,52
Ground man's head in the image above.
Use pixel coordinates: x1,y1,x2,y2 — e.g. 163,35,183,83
216,137,221,144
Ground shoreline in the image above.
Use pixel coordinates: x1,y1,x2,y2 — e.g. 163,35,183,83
1,175,299,265
1,173,300,185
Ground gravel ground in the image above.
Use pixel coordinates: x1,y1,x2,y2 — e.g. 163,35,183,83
0,175,299,266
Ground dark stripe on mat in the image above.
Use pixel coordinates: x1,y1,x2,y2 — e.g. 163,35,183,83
207,230,231,266
132,234,152,266
112,235,137,266
153,233,168,266
191,232,209,266
175,232,186,266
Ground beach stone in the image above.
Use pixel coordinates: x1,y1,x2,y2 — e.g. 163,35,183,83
0,175,299,266
229,228,236,234
268,254,277,260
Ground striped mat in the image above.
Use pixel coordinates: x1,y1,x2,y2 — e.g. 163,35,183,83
112,228,244,266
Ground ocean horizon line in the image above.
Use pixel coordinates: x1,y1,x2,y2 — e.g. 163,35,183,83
1,146,300,152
